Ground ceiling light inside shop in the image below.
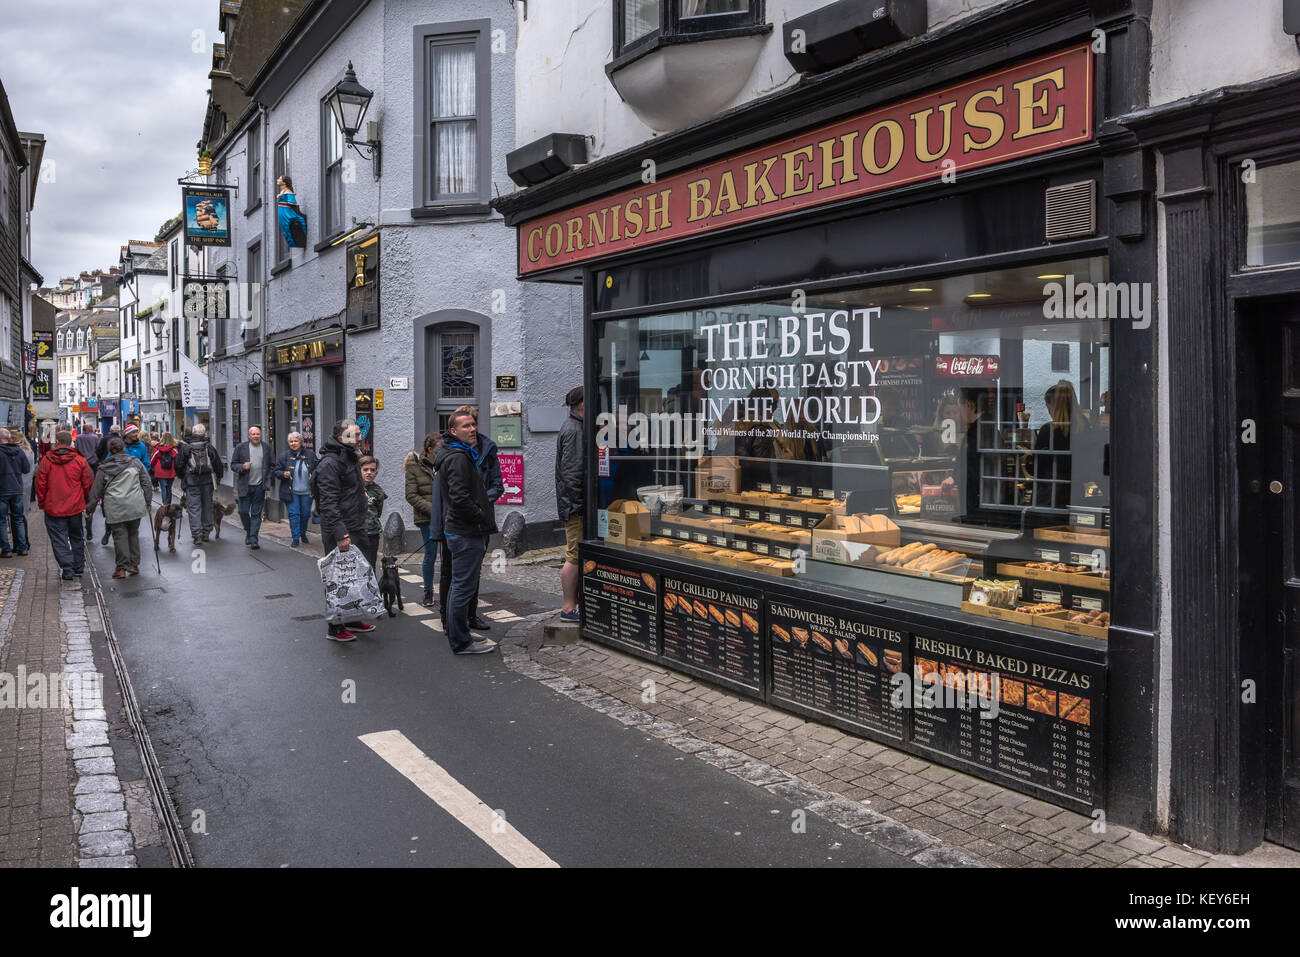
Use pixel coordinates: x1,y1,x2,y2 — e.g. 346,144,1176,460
908,287,933,292
967,293,992,299
1037,274,1066,280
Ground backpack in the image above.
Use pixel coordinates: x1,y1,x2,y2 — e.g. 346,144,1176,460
103,465,147,522
158,448,175,471
187,441,212,479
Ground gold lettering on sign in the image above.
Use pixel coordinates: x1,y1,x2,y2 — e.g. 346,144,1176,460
277,348,290,365
1012,68,1066,140
309,340,326,359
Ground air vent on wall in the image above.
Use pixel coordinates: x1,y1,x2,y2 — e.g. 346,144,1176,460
1045,180,1097,241
506,133,589,188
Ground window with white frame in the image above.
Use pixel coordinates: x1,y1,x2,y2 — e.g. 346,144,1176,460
614,0,763,57
321,99,345,238
0,296,10,363
247,121,262,210
416,22,490,208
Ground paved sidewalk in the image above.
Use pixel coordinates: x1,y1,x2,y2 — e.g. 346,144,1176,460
0,510,167,868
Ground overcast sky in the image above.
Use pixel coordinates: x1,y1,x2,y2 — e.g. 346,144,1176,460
1,0,211,285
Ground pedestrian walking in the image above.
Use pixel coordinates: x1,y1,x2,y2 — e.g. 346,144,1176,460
231,425,275,549
94,425,126,546
314,419,377,641
359,455,387,570
275,432,318,547
176,423,224,546
87,436,152,578
0,429,32,557
34,430,94,579
10,432,37,540
403,434,441,606
556,385,585,621
434,409,498,655
443,405,501,631
73,424,101,541
150,432,179,505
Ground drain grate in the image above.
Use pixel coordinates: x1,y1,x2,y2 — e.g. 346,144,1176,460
123,588,167,598
292,614,325,621
265,593,293,599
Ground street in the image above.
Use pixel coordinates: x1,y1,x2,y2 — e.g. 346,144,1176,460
86,523,910,868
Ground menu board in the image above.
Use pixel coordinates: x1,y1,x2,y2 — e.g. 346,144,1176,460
580,558,658,654
907,633,1103,808
661,573,762,692
767,601,906,739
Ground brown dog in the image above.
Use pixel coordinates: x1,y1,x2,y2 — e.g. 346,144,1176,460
178,492,239,541
153,502,185,553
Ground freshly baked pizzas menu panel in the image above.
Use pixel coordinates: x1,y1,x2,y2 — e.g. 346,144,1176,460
767,601,906,740
580,558,659,654
908,633,1103,808
661,574,762,692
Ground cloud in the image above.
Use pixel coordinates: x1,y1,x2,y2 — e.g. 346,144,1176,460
0,0,213,280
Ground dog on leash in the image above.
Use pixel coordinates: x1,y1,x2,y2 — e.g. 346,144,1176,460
379,555,404,617
152,502,186,553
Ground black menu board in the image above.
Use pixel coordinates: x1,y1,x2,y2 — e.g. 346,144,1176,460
908,634,1104,808
580,558,658,654
767,600,906,740
661,573,761,692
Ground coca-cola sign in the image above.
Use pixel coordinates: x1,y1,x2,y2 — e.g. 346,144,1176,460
934,355,1001,379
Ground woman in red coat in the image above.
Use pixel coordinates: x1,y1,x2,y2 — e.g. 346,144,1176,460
150,432,180,505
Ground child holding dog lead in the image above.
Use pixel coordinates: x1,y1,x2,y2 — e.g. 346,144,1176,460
359,455,386,571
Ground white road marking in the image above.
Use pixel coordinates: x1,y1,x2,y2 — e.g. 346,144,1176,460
421,618,444,632
486,609,520,621
359,730,559,868
399,574,423,584
476,600,492,608
401,605,433,618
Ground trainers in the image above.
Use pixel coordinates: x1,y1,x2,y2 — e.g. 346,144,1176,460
326,630,357,642
559,609,581,623
128,566,140,576
345,621,376,633
469,617,492,631
454,639,496,655
17,550,28,556
421,590,435,606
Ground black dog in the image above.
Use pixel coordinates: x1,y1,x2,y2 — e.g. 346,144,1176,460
153,502,186,553
379,555,403,618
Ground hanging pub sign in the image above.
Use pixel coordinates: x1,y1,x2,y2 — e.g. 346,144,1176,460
182,186,232,247
264,334,344,373
182,275,229,329
519,44,1093,275
354,389,374,457
32,369,52,401
346,233,380,329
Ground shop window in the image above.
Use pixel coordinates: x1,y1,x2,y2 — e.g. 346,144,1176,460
414,21,490,210
1245,159,1300,267
594,256,1113,637
615,0,764,57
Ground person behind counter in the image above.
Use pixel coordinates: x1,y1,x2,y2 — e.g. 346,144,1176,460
939,388,990,522
1031,381,1084,510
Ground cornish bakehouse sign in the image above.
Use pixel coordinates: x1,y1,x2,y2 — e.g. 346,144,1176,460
519,45,1092,275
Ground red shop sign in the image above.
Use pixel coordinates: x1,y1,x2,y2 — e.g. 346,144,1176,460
519,45,1093,275
935,355,1001,378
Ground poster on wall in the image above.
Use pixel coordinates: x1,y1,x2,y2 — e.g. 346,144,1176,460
354,389,374,457
33,331,53,360
498,453,523,504
232,398,241,445
182,186,232,247
32,369,52,401
301,394,315,450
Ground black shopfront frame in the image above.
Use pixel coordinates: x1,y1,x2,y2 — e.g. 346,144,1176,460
499,0,1161,836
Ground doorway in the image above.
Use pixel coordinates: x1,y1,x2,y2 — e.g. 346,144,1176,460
1243,298,1300,850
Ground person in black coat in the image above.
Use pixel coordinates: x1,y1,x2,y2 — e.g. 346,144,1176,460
433,410,497,655
314,419,374,642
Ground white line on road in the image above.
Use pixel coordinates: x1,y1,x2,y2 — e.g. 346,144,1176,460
359,730,559,868
486,609,520,621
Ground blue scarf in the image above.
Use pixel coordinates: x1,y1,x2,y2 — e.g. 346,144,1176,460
447,440,479,465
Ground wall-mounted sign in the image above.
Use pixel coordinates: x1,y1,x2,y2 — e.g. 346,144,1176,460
182,275,229,326
232,398,241,444
354,389,374,457
265,396,277,450
179,353,210,409
264,335,344,373
346,234,379,329
32,369,52,401
182,186,232,247
99,398,120,419
32,331,53,359
495,374,518,391
301,394,315,450
499,452,524,505
519,44,1093,275
374,389,384,411
389,377,409,390
934,355,1001,379
491,414,523,448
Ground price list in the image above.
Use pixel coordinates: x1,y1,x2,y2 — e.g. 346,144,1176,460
908,635,1102,806
767,601,905,740
580,559,658,654
661,575,761,692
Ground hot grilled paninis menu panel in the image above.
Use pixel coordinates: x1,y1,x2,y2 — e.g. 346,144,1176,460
661,574,762,693
907,633,1104,809
580,558,659,654
767,600,906,740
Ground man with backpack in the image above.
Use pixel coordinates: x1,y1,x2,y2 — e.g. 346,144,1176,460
176,422,225,546
87,436,152,578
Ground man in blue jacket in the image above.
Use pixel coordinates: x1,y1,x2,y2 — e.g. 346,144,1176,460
275,432,318,547
231,426,276,549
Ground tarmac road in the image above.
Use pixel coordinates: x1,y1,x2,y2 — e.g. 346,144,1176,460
88,518,912,868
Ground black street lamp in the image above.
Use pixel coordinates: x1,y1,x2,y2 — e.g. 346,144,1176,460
327,62,381,176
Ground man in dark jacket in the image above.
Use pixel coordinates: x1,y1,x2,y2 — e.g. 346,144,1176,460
555,386,584,621
231,425,275,549
175,423,225,546
434,410,497,655
314,419,375,642
276,432,318,548
35,430,94,578
73,424,101,540
0,428,32,557
443,405,500,629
